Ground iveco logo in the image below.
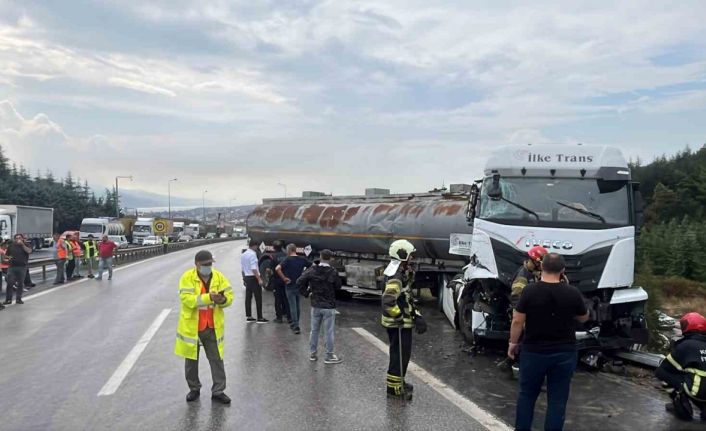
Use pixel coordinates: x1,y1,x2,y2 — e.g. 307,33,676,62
525,239,573,250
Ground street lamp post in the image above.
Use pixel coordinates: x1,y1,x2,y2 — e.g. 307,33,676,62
277,182,287,198
115,175,133,218
202,190,208,223
168,178,178,220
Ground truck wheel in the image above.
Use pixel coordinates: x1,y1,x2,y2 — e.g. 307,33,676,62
458,295,476,344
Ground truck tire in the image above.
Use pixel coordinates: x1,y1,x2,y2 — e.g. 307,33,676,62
458,295,476,345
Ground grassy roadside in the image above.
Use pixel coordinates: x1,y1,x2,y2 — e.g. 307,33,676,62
636,273,706,317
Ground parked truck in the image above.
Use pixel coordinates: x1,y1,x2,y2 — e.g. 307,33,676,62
132,217,155,245
172,221,185,240
0,205,54,250
248,143,649,353
79,217,126,241
184,223,201,239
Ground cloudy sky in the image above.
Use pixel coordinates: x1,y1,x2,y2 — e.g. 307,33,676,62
0,1,705,204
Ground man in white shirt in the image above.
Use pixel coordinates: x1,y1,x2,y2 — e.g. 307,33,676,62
240,239,268,323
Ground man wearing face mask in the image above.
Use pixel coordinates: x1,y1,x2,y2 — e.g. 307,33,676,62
175,250,234,404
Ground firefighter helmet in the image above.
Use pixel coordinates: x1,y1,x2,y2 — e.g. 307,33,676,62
680,312,706,334
389,239,416,262
528,245,549,263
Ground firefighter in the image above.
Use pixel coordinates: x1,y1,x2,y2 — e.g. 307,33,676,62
656,312,706,421
510,245,549,307
381,239,427,400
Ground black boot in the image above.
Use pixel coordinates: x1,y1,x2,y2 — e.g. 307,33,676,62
387,386,412,401
404,382,414,393
212,393,231,404
186,390,200,402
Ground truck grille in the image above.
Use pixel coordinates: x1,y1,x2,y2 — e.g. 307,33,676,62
490,239,612,293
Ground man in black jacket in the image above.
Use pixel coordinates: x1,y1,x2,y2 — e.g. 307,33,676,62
297,249,343,364
656,312,706,421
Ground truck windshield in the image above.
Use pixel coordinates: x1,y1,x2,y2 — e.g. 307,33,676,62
80,224,103,233
479,177,631,228
134,225,151,233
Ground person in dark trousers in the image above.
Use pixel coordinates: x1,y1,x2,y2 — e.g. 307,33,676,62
276,243,312,334
509,253,589,431
381,239,427,400
4,234,32,305
53,233,68,285
240,239,267,323
269,241,290,323
655,312,706,421
297,249,343,364
0,241,8,310
65,233,77,280
175,250,234,405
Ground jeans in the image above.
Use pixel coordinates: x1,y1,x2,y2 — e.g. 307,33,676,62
310,307,336,355
5,266,27,302
515,350,577,431
285,285,301,328
244,276,263,319
97,257,113,279
54,259,66,283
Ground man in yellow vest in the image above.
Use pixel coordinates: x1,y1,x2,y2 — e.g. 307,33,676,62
82,235,98,279
175,250,234,404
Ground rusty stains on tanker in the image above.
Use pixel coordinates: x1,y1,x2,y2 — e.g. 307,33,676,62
399,203,425,218
302,205,325,224
281,205,298,220
373,204,395,215
320,206,346,229
343,206,360,221
432,203,464,216
265,206,287,223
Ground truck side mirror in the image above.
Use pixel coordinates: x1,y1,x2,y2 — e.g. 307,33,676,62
631,182,645,235
486,173,502,200
467,183,479,224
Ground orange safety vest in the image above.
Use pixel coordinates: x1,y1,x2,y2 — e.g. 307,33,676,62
57,239,68,259
71,240,81,257
198,280,215,331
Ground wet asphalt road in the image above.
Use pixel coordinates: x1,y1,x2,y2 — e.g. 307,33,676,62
0,240,700,430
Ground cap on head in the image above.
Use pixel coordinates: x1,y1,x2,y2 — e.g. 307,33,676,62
389,239,416,262
680,312,706,334
528,245,548,262
195,250,215,264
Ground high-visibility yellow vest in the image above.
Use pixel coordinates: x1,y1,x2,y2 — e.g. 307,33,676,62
174,268,234,360
83,240,97,258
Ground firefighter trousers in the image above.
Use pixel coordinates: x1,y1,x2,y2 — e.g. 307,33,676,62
386,327,412,390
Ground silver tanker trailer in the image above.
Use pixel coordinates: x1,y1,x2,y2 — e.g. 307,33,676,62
246,187,473,300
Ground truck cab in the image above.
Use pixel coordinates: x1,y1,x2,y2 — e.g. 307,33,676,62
448,144,648,351
132,218,154,245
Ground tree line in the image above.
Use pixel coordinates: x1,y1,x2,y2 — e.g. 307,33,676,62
632,145,706,281
0,145,117,232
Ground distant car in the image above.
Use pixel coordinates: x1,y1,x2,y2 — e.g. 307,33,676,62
142,236,162,246
205,233,216,239
108,235,129,249
219,233,228,238
177,235,192,243
44,237,54,247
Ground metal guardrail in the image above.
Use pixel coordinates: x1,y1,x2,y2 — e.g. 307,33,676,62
27,238,240,280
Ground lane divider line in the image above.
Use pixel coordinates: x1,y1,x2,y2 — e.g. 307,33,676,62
98,308,172,396
351,327,512,431
11,241,241,305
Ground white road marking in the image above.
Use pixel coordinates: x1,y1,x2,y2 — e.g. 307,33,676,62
10,242,239,305
352,327,512,431
98,308,172,396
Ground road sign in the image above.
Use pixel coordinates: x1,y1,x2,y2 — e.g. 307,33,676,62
154,220,168,235
304,245,313,257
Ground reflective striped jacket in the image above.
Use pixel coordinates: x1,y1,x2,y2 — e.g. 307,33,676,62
174,268,234,360
381,276,417,329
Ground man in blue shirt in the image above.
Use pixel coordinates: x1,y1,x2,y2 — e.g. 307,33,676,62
276,243,312,334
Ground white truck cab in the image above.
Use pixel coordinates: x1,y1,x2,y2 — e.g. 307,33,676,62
448,144,648,351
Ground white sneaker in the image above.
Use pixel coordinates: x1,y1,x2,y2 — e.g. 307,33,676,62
309,352,318,362
324,354,343,364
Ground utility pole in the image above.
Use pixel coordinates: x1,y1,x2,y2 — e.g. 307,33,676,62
202,190,208,223
277,182,287,198
115,175,133,218
168,178,178,219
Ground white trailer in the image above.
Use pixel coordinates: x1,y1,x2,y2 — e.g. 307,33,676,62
0,205,54,250
132,217,155,245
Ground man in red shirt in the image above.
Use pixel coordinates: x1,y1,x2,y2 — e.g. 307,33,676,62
96,235,118,281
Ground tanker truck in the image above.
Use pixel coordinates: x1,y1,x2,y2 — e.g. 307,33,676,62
79,217,125,241
445,143,648,353
247,187,473,298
